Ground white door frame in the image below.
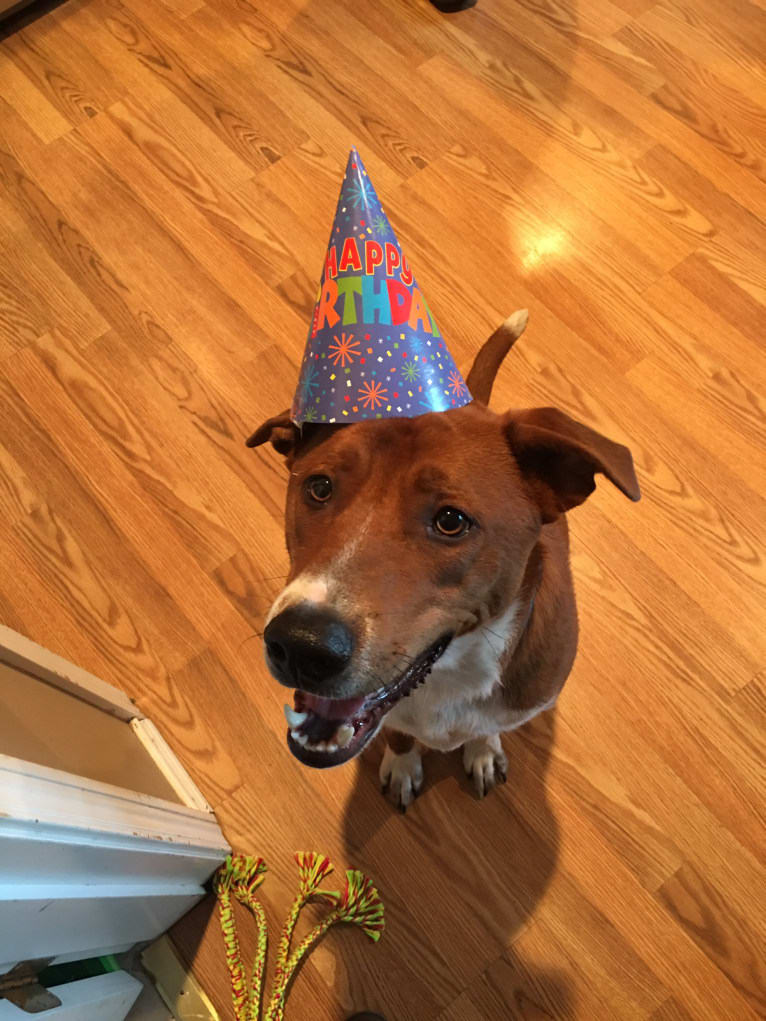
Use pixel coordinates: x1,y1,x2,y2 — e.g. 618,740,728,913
0,626,230,976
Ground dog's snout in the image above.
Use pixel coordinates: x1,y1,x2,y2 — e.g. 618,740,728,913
264,603,354,688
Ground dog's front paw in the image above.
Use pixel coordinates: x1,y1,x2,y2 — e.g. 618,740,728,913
379,744,423,813
463,735,508,799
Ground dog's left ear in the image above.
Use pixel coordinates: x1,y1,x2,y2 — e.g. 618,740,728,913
246,410,299,457
505,407,640,523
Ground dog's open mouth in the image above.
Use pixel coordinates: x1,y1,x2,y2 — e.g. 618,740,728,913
283,635,451,768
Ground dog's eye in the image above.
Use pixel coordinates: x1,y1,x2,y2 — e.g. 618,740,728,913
433,506,472,537
306,475,333,503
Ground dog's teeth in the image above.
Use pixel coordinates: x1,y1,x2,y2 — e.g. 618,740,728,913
336,724,354,748
325,742,338,753
284,705,308,728
303,739,327,752
291,730,308,746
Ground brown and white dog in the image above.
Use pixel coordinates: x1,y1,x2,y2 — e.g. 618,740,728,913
248,312,640,809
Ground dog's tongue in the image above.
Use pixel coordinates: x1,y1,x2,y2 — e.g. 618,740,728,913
295,691,367,720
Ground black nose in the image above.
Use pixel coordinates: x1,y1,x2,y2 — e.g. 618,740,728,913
264,603,354,688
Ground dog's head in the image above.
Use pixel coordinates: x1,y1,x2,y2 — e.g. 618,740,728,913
248,313,639,768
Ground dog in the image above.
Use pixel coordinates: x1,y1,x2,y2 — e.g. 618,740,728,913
247,311,640,809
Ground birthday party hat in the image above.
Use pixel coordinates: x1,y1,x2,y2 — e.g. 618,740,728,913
291,148,472,425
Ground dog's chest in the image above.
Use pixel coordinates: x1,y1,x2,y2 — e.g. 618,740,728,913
387,602,531,750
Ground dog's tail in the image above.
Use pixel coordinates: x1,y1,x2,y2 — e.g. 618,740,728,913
465,309,529,406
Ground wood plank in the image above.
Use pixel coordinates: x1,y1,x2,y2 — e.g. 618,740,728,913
571,531,766,865
627,353,766,495
464,0,766,219
616,22,766,185
733,671,766,734
1,16,124,127
91,0,309,168
419,53,713,267
634,0,766,96
649,996,698,1021
641,272,766,388
671,249,766,347
0,224,108,354
0,45,71,143
199,0,450,178
0,140,181,349
0,377,204,677
88,99,301,296
656,861,766,1015
510,724,761,1020
437,920,624,1019
637,144,766,258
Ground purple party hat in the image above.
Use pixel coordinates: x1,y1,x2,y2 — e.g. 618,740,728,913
291,147,472,425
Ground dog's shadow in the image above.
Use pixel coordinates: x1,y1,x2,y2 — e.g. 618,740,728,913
339,710,572,1019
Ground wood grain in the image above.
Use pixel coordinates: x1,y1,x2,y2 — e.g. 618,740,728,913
657,861,766,1014
0,0,764,1017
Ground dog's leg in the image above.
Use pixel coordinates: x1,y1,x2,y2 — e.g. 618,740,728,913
379,729,423,813
462,734,508,799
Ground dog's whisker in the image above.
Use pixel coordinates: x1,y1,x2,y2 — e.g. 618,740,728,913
482,625,509,645
479,628,504,667
237,631,264,655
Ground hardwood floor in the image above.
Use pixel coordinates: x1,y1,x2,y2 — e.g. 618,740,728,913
1,0,764,1017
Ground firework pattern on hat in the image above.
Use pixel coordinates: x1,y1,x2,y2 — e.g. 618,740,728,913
292,147,472,425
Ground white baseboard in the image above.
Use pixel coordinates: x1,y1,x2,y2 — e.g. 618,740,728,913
0,887,202,976
0,971,142,1021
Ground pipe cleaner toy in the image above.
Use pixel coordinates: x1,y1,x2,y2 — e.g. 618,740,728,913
213,852,385,1020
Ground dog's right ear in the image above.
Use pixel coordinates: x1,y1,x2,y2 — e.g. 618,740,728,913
246,410,299,457
504,406,640,523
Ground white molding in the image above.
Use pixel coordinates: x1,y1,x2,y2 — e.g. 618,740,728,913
0,627,229,981
0,886,203,978
50,944,136,968
0,626,140,721
130,718,212,813
0,882,207,976
0,754,228,851
0,968,142,1020
0,822,225,886
0,888,204,984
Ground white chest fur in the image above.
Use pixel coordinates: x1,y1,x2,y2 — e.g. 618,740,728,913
386,600,543,751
